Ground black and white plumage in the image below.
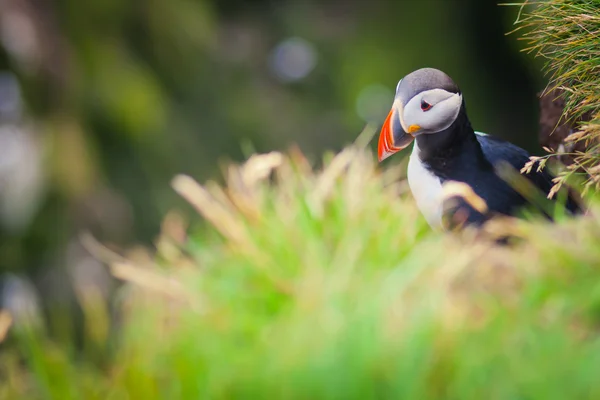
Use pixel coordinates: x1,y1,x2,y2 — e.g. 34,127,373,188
378,67,581,229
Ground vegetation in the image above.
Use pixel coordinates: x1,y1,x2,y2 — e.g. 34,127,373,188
1,129,600,398
510,0,600,195
1,1,600,399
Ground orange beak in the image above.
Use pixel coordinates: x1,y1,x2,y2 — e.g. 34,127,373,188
377,108,414,162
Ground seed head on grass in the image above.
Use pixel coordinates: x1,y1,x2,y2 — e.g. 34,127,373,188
507,0,600,194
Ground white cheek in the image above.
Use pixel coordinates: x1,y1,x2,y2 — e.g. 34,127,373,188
402,97,423,127
403,93,462,133
428,93,462,131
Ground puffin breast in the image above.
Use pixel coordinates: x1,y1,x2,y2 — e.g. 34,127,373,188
407,144,444,228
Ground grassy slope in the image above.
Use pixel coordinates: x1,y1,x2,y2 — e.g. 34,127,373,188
3,1,600,399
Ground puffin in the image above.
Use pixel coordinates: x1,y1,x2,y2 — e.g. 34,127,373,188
377,67,581,229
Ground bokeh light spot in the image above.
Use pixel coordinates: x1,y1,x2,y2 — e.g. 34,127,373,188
269,37,317,82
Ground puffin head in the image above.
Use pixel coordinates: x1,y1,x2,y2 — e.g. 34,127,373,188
378,68,463,161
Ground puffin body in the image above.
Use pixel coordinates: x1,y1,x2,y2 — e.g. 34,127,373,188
378,68,581,229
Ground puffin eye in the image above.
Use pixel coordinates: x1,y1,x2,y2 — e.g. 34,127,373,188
421,100,432,111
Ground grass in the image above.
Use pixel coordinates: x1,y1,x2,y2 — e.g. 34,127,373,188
507,0,600,195
2,136,600,399
2,1,600,399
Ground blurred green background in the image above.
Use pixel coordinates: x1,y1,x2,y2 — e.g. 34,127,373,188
0,0,543,312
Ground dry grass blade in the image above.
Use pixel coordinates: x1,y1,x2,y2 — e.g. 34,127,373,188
172,174,252,248
442,181,489,214
224,151,285,222
0,310,13,343
110,261,194,304
240,151,284,187
309,147,356,217
79,231,128,265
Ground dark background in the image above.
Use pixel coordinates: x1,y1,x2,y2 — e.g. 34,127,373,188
0,0,543,312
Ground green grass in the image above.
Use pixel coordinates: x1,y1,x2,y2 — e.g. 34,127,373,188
2,139,600,399
3,1,600,398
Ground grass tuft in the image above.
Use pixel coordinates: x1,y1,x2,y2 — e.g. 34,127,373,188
508,0,600,195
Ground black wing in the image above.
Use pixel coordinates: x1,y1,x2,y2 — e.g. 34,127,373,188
476,133,581,214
